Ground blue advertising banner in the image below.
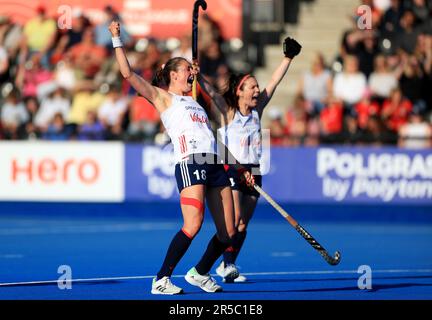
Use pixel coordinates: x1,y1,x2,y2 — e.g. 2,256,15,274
125,144,179,201
125,145,432,205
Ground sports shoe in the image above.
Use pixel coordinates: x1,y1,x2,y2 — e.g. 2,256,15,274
216,261,246,283
151,276,183,295
222,263,240,283
185,267,222,293
216,261,225,278
233,274,247,282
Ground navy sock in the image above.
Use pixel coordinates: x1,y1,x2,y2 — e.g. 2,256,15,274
223,230,247,265
195,234,230,275
157,229,192,279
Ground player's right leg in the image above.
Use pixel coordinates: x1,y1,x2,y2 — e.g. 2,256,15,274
152,167,206,295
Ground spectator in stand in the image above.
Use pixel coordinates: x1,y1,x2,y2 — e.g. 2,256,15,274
0,15,23,60
379,0,404,36
200,39,228,89
398,110,432,148
345,28,380,78
368,54,398,103
98,86,129,140
34,86,71,133
53,58,77,91
397,53,427,113
0,88,29,139
20,96,39,139
319,97,344,144
406,0,431,28
297,52,332,116
67,26,108,79
373,0,391,17
355,89,381,130
171,34,193,61
198,14,223,53
122,41,161,97
68,80,105,127
65,12,91,49
15,53,53,99
140,41,161,82
285,94,308,146
395,10,421,54
382,87,413,132
333,55,367,115
127,96,160,142
77,110,105,141
22,5,57,68
95,5,132,53
268,109,289,146
43,112,72,141
0,43,8,84
413,33,432,113
357,115,396,145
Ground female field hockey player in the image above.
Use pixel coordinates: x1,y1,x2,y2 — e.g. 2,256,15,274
198,37,302,282
109,21,251,294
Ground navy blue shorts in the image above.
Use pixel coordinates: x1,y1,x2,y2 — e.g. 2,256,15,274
175,153,231,193
225,164,262,198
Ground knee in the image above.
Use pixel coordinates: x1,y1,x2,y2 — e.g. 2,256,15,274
238,222,247,233
183,215,203,238
222,227,237,243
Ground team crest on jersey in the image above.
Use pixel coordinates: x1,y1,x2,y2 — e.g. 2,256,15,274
189,139,198,149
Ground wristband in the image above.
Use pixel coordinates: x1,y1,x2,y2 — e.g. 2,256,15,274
112,37,123,48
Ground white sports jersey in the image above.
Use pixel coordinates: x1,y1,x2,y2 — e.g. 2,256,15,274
161,94,217,163
217,109,261,165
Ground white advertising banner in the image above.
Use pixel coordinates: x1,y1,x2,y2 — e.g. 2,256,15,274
0,142,124,202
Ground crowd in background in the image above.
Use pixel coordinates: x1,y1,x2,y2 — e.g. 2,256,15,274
0,4,227,144
271,0,432,148
0,0,431,148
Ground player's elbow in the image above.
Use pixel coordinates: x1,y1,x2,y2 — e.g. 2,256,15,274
121,70,132,79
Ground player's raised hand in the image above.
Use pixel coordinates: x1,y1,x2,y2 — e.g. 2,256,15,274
283,37,302,59
109,21,121,37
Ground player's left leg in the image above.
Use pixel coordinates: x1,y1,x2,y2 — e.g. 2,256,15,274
217,193,258,282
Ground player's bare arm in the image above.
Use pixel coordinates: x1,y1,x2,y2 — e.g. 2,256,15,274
257,37,302,115
109,21,171,113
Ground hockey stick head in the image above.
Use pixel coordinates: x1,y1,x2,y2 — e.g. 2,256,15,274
327,250,341,266
194,0,207,12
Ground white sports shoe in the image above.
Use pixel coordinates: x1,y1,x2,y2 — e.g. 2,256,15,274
216,261,225,278
151,276,183,295
216,261,246,283
233,274,247,283
222,263,240,283
185,267,222,293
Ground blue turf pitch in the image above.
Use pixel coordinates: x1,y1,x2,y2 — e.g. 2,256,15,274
0,207,431,300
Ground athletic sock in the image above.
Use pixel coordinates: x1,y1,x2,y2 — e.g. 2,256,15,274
223,230,247,264
157,229,193,280
195,234,230,275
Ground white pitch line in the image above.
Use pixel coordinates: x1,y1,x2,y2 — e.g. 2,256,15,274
1,268,431,287
0,222,178,236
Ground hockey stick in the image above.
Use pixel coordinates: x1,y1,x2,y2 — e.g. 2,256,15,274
192,0,207,100
253,184,341,266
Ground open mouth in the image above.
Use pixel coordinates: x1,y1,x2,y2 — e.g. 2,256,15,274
187,75,194,84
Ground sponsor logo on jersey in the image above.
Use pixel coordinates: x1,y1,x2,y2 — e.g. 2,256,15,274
189,113,209,124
